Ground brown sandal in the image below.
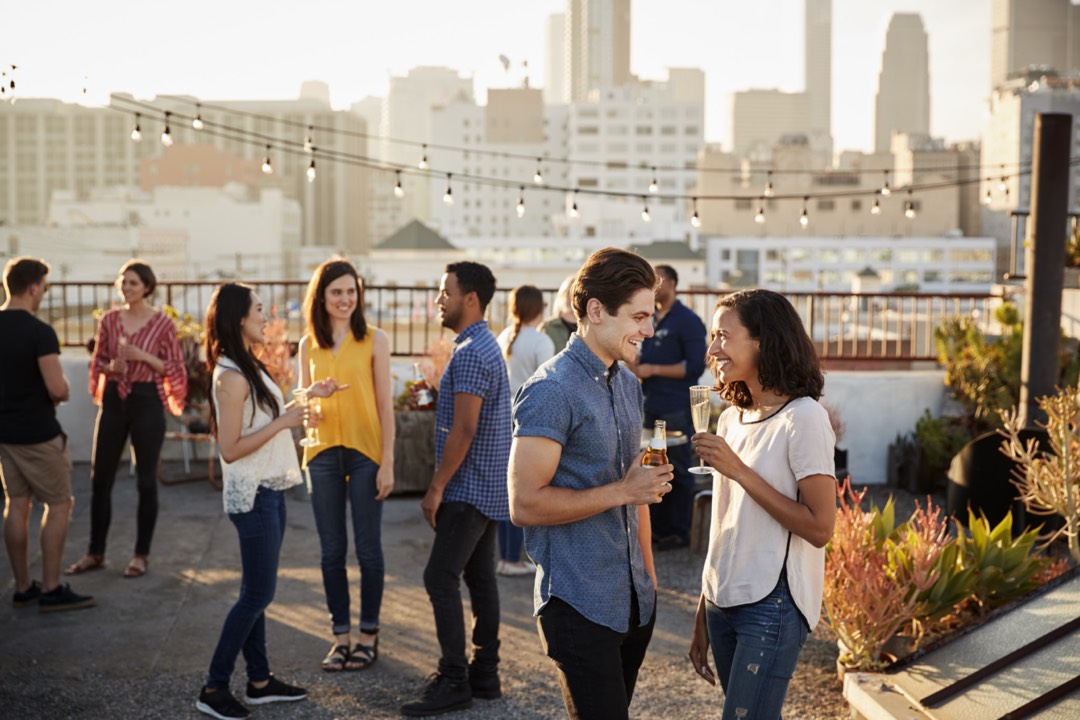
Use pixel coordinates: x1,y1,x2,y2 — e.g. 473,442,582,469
123,555,148,578
321,644,351,672
65,554,105,576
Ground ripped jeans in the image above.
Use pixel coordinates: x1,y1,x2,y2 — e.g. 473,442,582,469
706,573,809,720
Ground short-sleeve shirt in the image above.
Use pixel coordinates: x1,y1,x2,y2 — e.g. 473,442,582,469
0,310,63,444
436,321,511,521
513,333,655,633
701,396,835,630
639,299,707,417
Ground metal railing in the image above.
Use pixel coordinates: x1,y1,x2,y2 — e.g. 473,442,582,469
38,281,1002,363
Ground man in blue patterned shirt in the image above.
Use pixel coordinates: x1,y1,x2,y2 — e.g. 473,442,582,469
509,248,674,720
402,261,512,718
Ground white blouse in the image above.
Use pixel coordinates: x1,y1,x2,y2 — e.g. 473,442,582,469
212,356,302,514
701,396,835,630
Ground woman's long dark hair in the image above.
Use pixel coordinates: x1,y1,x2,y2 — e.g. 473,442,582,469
710,289,824,409
303,258,367,349
205,283,280,436
504,285,544,359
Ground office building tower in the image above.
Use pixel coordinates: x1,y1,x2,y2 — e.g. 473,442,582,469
991,0,1080,88
805,0,833,158
566,0,632,102
545,13,568,104
874,13,930,154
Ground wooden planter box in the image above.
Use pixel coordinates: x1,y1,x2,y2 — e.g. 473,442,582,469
393,410,436,494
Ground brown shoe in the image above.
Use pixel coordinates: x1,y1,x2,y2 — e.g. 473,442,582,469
123,555,148,578
65,554,105,576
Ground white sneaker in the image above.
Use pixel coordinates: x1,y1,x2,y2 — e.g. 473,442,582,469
498,560,537,577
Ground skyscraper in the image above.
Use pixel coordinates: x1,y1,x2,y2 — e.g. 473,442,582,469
805,0,832,157
566,0,632,102
991,0,1080,88
545,13,567,104
874,14,930,154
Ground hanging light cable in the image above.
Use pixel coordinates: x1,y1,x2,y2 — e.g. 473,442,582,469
982,183,993,205
691,198,701,228
763,170,774,198
799,197,809,228
443,173,454,205
307,150,317,182
130,113,142,143
304,126,314,154
516,187,526,218
641,197,651,223
533,158,544,185
261,145,273,175
648,167,659,194
394,170,405,199
160,111,173,147
418,144,429,171
192,104,204,130
568,190,579,219
879,170,891,197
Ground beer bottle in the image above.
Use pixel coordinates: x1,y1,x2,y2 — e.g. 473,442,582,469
411,362,436,410
641,419,668,467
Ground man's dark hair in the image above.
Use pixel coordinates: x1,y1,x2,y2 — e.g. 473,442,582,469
655,264,678,286
572,248,659,321
445,261,497,311
711,289,824,409
3,257,50,297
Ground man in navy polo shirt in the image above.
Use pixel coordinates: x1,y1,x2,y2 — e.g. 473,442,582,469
632,264,707,551
509,247,674,720
402,261,512,718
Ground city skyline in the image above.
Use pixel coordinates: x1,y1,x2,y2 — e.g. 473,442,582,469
10,1,993,155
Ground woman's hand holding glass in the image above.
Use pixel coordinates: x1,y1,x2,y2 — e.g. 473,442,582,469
689,385,713,475
291,388,322,448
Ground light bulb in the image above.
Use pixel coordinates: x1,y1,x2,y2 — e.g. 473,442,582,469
998,177,1008,192
648,168,658,194
418,144,429,170
764,171,774,198
307,159,316,182
641,202,651,223
261,146,273,175
534,159,544,185
691,210,701,228
393,172,405,199
880,181,891,197
800,211,809,228
569,192,579,219
905,202,916,219
304,127,314,153
871,198,881,215
982,188,992,205
161,127,173,147
754,206,765,224
443,175,453,205
516,199,526,218
192,104,204,130
131,114,142,143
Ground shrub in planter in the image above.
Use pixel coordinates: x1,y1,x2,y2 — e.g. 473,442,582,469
913,410,971,493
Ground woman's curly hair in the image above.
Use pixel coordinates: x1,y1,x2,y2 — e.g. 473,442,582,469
710,289,824,409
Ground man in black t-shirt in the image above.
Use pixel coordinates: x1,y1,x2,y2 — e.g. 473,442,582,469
0,257,94,612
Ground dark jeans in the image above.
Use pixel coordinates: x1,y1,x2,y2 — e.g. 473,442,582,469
496,519,524,562
645,407,694,542
422,501,500,682
537,593,656,720
89,381,166,556
207,488,285,688
307,446,384,635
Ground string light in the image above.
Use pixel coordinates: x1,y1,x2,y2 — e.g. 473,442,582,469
261,145,273,175
879,170,891,197
641,197,651,223
568,190,579,219
516,187,526,218
443,173,453,205
130,113,142,143
999,176,1008,193
533,158,544,185
192,104,204,130
160,112,174,147
754,201,765,224
763,170,774,198
393,170,405,199
418,144,429,171
648,167,659,194
870,198,881,215
982,186,992,205
904,189,916,219
304,127,314,154
799,197,809,228
690,198,701,228
307,152,317,182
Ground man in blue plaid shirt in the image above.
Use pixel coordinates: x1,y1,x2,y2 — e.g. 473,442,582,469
402,261,512,718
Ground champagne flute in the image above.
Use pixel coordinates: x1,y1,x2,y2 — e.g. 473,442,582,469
301,397,323,448
689,385,713,475
292,388,318,449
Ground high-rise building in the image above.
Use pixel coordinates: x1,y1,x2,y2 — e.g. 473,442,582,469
991,0,1080,88
874,14,930,154
805,0,833,158
545,13,568,104
566,0,632,102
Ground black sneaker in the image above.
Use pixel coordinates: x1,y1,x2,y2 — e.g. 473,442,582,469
13,580,41,607
196,687,250,720
468,663,502,700
38,583,95,613
401,673,473,717
243,675,307,705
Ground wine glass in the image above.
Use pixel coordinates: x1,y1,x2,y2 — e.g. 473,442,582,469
689,385,713,474
301,397,322,448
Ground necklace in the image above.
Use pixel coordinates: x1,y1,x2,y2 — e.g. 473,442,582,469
739,397,796,425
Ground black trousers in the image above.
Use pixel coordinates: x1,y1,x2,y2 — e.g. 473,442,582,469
422,501,500,682
538,592,656,720
88,382,165,557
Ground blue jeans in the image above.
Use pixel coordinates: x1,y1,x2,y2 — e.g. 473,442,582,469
307,446,384,635
706,574,809,720
497,519,524,562
207,488,285,688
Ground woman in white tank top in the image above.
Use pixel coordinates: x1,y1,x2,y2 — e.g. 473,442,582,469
687,289,837,720
195,282,343,720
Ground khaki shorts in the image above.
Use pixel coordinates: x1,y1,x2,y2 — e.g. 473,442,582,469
0,434,73,505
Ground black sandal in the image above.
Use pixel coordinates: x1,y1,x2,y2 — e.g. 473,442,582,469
350,635,379,671
321,644,351,672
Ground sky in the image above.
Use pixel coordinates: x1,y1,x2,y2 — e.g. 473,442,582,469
7,0,993,154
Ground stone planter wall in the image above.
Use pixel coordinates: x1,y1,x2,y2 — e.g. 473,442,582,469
393,410,436,494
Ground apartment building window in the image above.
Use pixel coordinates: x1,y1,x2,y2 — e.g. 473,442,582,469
606,161,628,170
685,126,699,135
842,249,863,263
850,199,862,212
789,248,811,263
924,270,943,283
819,249,840,264
635,126,653,135
869,248,892,263
734,199,753,210
578,126,599,135
817,199,835,211
950,271,993,284
897,249,920,263
764,270,787,284
609,125,628,135
924,249,945,263
578,178,599,188
765,249,785,262
660,126,677,136
950,249,993,263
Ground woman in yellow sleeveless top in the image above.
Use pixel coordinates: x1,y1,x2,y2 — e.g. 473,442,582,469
299,258,394,672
